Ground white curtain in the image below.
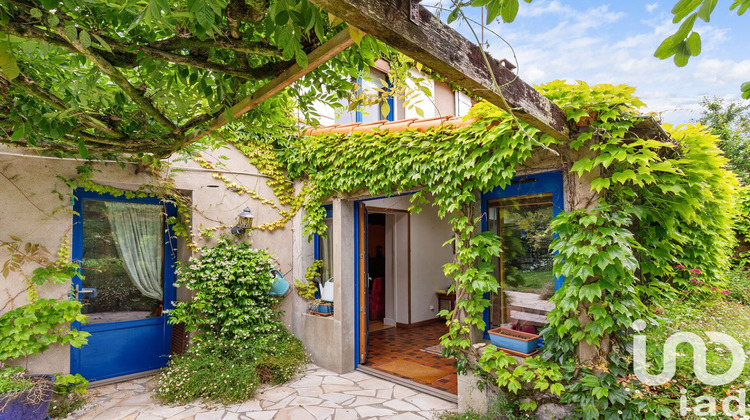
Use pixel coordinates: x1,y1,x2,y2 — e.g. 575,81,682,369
104,202,164,301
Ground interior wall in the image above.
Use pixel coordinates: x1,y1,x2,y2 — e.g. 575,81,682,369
384,215,395,326
392,213,409,325
364,195,453,325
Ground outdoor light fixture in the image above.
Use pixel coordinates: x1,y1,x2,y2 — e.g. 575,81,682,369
231,207,254,235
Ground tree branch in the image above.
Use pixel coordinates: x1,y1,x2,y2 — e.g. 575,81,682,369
148,35,282,58
7,20,294,81
226,0,269,24
1,73,126,139
102,36,293,81
53,28,178,132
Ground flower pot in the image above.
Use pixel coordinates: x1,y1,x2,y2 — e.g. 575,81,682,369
319,277,334,302
309,302,333,316
0,374,55,420
488,327,539,355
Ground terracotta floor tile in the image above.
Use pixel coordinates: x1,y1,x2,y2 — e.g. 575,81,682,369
364,322,457,394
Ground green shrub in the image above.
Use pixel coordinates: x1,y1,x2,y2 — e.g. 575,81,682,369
0,366,32,394
726,266,750,305
48,374,89,419
156,329,307,404
158,238,307,404
168,237,279,340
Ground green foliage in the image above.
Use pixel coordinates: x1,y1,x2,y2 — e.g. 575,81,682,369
160,238,307,403
725,266,750,304
0,299,89,362
632,299,750,416
736,187,750,267
286,80,738,418
0,366,32,394
695,97,750,184
435,391,528,419
156,330,307,404
650,0,750,94
168,237,279,340
48,374,89,419
294,259,325,300
0,0,386,156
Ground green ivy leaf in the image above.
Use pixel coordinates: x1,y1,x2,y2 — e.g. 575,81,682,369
741,81,750,99
697,0,718,21
685,32,701,55
64,24,78,41
78,30,92,49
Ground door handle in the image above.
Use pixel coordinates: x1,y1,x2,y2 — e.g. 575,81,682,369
74,284,98,299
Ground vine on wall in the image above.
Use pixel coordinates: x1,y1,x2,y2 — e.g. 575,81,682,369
285,81,738,418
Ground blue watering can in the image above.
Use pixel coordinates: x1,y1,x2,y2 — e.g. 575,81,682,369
268,269,290,297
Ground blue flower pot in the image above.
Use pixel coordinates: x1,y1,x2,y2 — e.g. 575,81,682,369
309,302,333,316
0,374,55,420
488,327,539,355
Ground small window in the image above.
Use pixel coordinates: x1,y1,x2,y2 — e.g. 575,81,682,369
455,91,472,117
358,69,393,123
316,205,334,282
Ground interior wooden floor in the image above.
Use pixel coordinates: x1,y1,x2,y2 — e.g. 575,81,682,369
363,321,457,395
368,320,395,332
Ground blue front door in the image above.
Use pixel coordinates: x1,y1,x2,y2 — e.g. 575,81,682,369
70,190,177,382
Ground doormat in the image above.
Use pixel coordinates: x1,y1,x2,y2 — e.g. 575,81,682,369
420,344,445,356
376,360,452,383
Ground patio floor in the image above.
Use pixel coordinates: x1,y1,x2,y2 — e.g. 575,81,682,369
64,364,457,420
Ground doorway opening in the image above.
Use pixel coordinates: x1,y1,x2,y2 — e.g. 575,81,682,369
356,197,457,396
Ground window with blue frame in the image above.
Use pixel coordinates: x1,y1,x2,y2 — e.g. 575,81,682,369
77,198,172,323
482,171,564,337
315,205,334,282
355,69,395,123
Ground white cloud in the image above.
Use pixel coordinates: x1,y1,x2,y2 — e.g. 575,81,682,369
444,1,747,125
517,0,572,18
646,3,659,13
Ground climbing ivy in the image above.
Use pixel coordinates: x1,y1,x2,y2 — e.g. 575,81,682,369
286,80,738,418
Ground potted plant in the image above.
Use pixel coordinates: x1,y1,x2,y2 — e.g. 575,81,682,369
488,327,539,356
294,260,333,316
0,238,90,419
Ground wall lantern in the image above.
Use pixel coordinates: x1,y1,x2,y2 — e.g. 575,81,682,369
231,207,254,235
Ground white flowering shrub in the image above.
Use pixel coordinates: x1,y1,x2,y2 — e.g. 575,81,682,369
158,237,307,404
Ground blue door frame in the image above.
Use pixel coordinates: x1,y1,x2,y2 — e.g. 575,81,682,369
480,170,565,339
313,205,334,300
70,189,177,381
353,192,414,368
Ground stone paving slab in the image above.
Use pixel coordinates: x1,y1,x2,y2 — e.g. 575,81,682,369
65,364,456,420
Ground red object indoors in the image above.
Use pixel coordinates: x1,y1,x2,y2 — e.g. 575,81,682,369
369,277,385,320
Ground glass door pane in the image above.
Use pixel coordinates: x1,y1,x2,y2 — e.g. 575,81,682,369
488,193,555,334
80,200,163,324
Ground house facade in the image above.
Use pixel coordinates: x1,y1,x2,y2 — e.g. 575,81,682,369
0,66,602,410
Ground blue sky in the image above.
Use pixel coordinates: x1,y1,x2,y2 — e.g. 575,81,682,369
425,0,750,124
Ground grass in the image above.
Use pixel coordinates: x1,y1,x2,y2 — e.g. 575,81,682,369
636,297,750,418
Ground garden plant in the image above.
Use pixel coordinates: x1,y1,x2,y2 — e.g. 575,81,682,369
156,237,308,404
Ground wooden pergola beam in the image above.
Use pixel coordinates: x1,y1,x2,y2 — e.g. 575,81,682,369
178,30,355,149
308,0,570,140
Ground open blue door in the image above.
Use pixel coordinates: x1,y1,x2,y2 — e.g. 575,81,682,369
357,202,369,364
71,190,177,382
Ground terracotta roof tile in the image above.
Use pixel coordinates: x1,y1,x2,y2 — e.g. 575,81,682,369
304,115,475,136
